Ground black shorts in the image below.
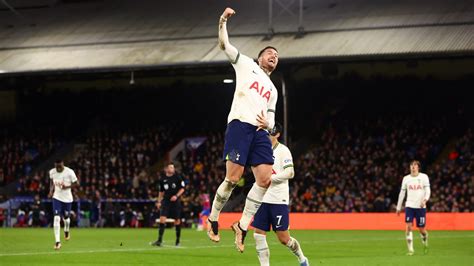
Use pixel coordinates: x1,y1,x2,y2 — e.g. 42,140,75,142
160,200,182,219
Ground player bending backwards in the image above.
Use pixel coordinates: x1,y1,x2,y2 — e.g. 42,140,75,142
396,160,430,255
48,160,78,250
207,7,279,253
252,123,309,266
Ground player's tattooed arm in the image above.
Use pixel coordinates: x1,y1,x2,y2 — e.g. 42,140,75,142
218,8,239,63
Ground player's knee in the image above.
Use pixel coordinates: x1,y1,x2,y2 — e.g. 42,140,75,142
226,161,244,182
256,177,271,188
225,175,240,184
54,216,61,224
278,235,290,245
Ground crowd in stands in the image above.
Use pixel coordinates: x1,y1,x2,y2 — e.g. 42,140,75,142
2,102,472,228
289,114,448,213
0,126,63,187
10,124,187,227
428,129,473,212
5,123,473,228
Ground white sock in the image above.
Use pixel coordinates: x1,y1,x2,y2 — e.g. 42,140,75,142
254,233,270,266
239,184,267,230
53,216,61,243
209,178,236,221
406,232,414,252
421,231,428,244
286,237,306,263
64,217,71,232
420,231,428,239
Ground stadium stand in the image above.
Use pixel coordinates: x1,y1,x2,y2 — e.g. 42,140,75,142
0,1,472,228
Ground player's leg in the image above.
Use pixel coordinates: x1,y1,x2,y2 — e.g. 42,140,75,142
241,164,272,228
173,202,182,246
198,208,210,231
208,120,248,242
158,215,167,244
252,203,271,266
63,202,72,241
174,219,181,246
254,229,270,266
232,164,271,252
232,130,273,252
272,204,309,265
276,231,309,266
52,199,62,250
208,161,242,241
151,203,169,246
417,209,428,252
405,222,414,255
405,207,415,255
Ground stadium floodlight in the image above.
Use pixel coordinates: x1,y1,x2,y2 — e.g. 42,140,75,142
129,71,135,85
223,79,234,84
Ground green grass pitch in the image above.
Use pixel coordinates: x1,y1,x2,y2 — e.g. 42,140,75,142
0,228,472,265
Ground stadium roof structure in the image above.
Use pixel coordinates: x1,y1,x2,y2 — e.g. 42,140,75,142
0,0,473,74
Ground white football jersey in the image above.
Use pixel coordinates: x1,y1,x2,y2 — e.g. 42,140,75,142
262,142,293,205
49,166,78,203
227,53,277,128
400,173,430,209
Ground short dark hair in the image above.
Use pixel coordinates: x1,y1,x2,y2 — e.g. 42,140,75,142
270,122,283,136
258,46,278,58
55,159,64,164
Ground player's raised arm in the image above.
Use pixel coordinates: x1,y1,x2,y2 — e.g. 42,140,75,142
218,7,239,63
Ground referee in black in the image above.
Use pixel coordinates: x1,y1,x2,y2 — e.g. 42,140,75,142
151,162,185,246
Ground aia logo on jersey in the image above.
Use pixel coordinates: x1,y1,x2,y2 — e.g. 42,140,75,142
249,81,271,102
408,184,423,190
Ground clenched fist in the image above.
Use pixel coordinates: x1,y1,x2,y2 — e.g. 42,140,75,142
222,7,235,19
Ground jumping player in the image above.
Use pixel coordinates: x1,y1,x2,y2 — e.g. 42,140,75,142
207,7,279,253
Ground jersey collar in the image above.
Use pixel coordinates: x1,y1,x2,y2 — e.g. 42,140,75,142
272,142,279,151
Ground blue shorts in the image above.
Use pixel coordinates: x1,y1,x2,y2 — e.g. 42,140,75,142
252,203,289,232
52,198,72,218
223,120,273,167
405,207,427,227
200,208,210,217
